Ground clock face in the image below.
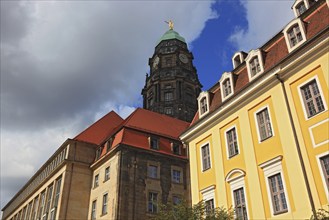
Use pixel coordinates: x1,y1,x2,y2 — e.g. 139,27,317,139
153,56,159,68
179,53,188,63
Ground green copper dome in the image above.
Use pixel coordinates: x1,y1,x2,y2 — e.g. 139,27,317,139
156,29,186,45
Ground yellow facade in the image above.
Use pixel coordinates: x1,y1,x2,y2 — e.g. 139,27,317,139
181,2,329,219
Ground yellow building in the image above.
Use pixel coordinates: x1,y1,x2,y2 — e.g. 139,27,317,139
181,0,329,219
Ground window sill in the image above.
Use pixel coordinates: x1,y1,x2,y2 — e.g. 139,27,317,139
273,209,288,215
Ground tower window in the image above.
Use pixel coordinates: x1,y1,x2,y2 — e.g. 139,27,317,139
166,58,172,66
164,92,173,101
165,107,173,115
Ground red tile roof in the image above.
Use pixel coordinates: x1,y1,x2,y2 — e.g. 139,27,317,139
93,108,190,161
74,111,124,145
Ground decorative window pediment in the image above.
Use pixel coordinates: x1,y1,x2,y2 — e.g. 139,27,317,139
232,51,247,69
219,72,234,101
198,91,210,118
245,49,265,81
283,19,307,53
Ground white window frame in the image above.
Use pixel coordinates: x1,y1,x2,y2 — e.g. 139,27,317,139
254,105,275,143
232,52,246,69
91,200,97,220
226,169,249,220
292,0,312,17
198,91,210,118
259,156,290,216
172,169,182,183
200,185,216,214
316,151,329,201
245,49,265,81
104,166,110,181
283,19,307,53
102,192,108,215
219,72,234,101
94,174,99,188
224,125,240,159
297,75,327,120
200,142,212,172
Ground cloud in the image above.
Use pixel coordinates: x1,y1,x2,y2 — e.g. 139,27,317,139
229,0,294,51
0,0,217,209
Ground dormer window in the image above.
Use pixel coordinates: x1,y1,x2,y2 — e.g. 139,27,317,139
172,142,181,155
296,2,307,15
219,72,234,101
198,91,210,118
149,136,159,150
245,49,264,81
200,97,208,114
292,0,315,17
283,19,306,52
232,51,247,69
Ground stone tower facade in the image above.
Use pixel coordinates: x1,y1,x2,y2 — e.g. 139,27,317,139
142,28,202,122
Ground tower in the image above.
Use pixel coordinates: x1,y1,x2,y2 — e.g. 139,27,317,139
142,24,202,122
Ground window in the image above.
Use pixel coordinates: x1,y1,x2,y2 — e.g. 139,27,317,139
104,166,110,181
232,51,247,69
148,97,153,107
245,49,264,80
200,97,208,114
268,174,288,214
288,25,303,47
150,137,159,150
222,79,232,98
164,92,173,101
91,200,97,220
165,107,173,115
148,192,158,213
148,165,158,179
198,91,210,118
233,188,248,220
260,156,290,216
205,199,214,215
106,138,113,152
26,202,32,220
31,197,39,219
226,127,239,158
38,191,46,218
256,107,273,141
173,196,181,205
102,193,108,215
166,58,172,66
296,2,307,15
300,79,325,118
172,169,181,183
44,185,53,216
283,19,307,52
201,144,211,171
172,142,181,155
249,57,261,77
94,174,99,188
320,155,329,191
53,177,62,209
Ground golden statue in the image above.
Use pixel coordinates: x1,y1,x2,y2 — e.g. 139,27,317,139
165,20,174,30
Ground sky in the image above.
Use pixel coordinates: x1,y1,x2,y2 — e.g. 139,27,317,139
0,0,295,210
